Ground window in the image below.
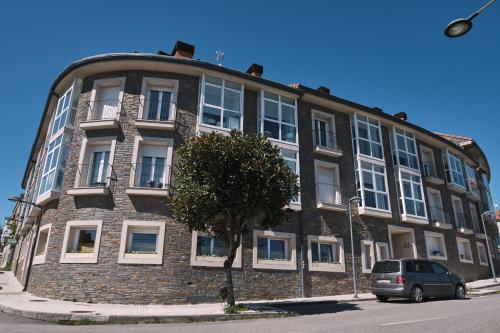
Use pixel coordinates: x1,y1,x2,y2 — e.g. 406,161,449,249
118,221,165,265
396,171,427,219
38,136,63,196
314,160,342,206
352,114,384,160
444,151,465,189
431,262,448,275
456,237,473,263
405,260,433,273
60,221,103,264
51,87,74,136
361,240,375,273
465,164,480,196
190,231,242,267
477,242,488,266
253,230,296,270
200,75,243,130
259,91,297,143
424,231,447,260
312,110,338,150
391,128,419,170
470,203,481,234
376,242,390,261
452,196,466,229
420,146,438,178
33,223,51,265
281,148,300,205
87,78,125,121
427,188,446,224
356,160,390,211
307,235,345,272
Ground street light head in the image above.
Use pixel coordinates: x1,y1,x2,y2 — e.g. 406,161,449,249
445,18,473,38
349,196,362,205
8,196,21,203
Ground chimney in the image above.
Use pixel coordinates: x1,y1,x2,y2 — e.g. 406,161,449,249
317,86,330,94
393,112,407,121
171,41,195,59
246,63,263,77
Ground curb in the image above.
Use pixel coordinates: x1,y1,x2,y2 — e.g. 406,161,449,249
251,297,377,307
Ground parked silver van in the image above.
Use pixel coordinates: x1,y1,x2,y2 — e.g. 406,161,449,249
371,259,466,303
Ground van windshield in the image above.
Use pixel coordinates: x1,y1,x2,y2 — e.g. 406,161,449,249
372,261,400,273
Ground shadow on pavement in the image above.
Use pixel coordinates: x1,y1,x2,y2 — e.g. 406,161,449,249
249,301,361,315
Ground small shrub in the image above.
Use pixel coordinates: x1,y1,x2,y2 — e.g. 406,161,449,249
224,304,248,314
219,287,228,302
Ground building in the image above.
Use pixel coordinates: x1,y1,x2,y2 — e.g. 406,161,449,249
8,41,500,304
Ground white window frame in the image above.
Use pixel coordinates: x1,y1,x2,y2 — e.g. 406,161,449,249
87,77,125,121
190,231,242,268
396,169,428,222
420,145,437,176
60,220,103,264
356,158,391,215
118,220,166,265
139,77,178,122
427,187,446,224
198,74,244,132
456,236,474,264
311,109,338,150
387,225,418,259
375,242,390,261
50,86,74,137
33,223,52,265
314,160,343,206
38,135,63,197
470,203,481,234
129,136,174,189
391,128,420,170
352,113,384,161
476,242,488,266
279,145,301,209
424,231,448,260
465,163,480,195
259,90,298,145
361,240,375,273
444,151,466,189
73,136,117,188
451,195,466,229
252,230,297,270
307,235,345,272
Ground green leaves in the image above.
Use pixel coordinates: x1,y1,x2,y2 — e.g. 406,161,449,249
171,130,299,243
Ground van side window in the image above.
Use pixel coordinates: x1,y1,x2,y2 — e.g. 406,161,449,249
406,260,433,273
431,262,448,275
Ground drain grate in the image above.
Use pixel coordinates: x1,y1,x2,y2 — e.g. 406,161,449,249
0,286,3,290
70,310,95,314
29,299,48,302
0,272,5,274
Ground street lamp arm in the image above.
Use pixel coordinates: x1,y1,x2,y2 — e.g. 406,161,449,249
468,0,497,20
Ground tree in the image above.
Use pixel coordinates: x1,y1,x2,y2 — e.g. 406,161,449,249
171,131,299,306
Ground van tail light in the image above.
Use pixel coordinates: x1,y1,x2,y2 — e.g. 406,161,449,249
396,275,405,285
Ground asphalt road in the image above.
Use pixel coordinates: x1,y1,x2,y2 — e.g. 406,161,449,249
2,294,500,333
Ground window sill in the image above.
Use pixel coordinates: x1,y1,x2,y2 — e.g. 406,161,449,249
458,227,474,235
428,254,447,261
479,261,489,267
475,233,486,239
32,254,47,265
190,256,242,268
118,254,163,265
466,191,481,202
358,207,392,219
60,253,99,264
197,123,233,135
313,145,343,158
80,119,119,130
459,258,474,264
425,176,445,185
309,263,345,272
447,183,466,194
432,221,453,230
67,187,109,196
253,260,297,271
35,190,60,206
285,202,302,211
126,187,169,197
317,201,347,212
402,214,429,225
135,119,175,131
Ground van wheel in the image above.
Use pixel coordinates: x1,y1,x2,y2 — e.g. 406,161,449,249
410,286,423,303
376,296,388,302
455,284,466,299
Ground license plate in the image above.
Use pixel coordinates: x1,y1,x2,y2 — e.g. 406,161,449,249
378,279,390,284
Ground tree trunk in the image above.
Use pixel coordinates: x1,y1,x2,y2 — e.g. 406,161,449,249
223,234,240,306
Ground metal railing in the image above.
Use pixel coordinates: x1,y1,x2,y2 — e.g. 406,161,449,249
313,130,339,150
138,99,176,122
423,163,438,178
130,163,170,189
86,99,123,121
429,205,449,224
454,212,467,229
315,183,346,205
75,163,116,188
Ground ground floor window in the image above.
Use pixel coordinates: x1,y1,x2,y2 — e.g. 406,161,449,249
60,220,103,264
424,231,447,260
253,230,297,270
375,242,390,261
477,242,488,266
118,220,165,265
361,240,375,273
33,224,51,265
307,235,345,272
456,237,473,264
190,231,242,268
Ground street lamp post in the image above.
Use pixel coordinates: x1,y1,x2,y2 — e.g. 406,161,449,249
481,211,498,283
348,196,362,298
444,0,496,38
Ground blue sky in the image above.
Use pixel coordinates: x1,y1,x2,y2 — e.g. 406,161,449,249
0,0,499,227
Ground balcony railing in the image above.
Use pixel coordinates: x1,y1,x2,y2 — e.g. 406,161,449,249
315,183,346,205
423,163,438,178
454,212,467,229
139,99,176,122
131,163,170,189
313,130,339,150
75,163,116,188
87,99,123,121
429,205,447,224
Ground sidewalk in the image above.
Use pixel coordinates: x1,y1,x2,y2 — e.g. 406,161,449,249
0,271,498,324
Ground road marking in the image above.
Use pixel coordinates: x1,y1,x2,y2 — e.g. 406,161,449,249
381,317,446,326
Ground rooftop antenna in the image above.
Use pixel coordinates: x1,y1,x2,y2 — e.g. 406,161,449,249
215,50,224,66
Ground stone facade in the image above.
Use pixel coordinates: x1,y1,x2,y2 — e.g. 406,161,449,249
9,52,499,305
